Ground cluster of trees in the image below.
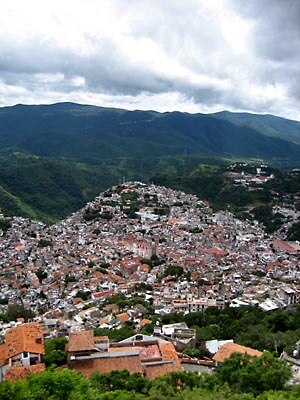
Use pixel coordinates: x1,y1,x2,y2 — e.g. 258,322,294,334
0,304,35,323
0,218,11,232
0,353,299,400
287,222,300,241
160,305,300,355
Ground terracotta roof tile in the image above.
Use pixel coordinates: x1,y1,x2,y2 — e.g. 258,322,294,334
213,342,263,363
71,354,143,377
140,319,152,327
159,342,182,370
5,323,44,359
116,312,130,324
67,330,95,352
4,363,45,382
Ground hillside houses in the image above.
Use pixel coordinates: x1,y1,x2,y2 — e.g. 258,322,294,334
0,323,45,382
0,182,298,339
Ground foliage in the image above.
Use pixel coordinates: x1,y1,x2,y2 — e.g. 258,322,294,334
43,337,68,367
252,205,283,233
35,268,48,282
163,265,184,278
0,218,11,232
0,304,35,322
160,305,300,354
38,238,53,247
216,352,292,395
134,282,153,292
90,370,149,393
75,290,91,301
286,222,300,241
94,325,135,342
0,367,299,400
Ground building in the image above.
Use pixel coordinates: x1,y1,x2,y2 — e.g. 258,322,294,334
67,331,182,380
0,323,45,382
154,322,196,351
212,342,263,366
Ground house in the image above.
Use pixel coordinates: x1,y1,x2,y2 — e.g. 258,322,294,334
280,352,300,385
212,342,263,366
0,322,45,382
154,322,196,350
67,331,182,380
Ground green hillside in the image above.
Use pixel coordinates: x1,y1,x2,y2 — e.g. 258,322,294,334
0,103,300,222
0,151,121,223
0,103,300,161
213,110,300,144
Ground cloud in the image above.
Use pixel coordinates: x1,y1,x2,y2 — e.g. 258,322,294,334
230,0,300,102
0,0,299,120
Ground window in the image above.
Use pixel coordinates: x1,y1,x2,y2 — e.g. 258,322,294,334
23,352,28,358
36,338,42,344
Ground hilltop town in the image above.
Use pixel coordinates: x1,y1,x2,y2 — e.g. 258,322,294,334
0,181,300,383
0,181,299,331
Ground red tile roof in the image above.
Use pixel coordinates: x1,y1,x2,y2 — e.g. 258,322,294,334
71,354,143,377
4,364,45,382
67,330,95,352
4,323,44,361
213,342,263,363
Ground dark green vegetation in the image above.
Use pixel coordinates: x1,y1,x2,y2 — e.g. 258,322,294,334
287,222,300,241
0,356,298,400
153,165,300,233
0,103,299,223
214,110,300,144
1,103,300,160
160,305,300,355
0,150,120,223
43,337,68,367
0,304,35,322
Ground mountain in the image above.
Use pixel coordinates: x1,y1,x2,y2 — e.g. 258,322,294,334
0,102,300,223
0,103,300,161
0,150,121,223
212,110,300,144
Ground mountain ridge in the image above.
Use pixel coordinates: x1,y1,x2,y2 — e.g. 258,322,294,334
0,102,300,161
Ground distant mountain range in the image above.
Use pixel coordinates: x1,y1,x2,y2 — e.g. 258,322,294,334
0,102,300,222
0,102,300,161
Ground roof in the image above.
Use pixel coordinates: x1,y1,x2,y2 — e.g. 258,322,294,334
4,323,44,361
4,364,45,382
71,353,143,377
140,318,152,327
67,330,95,352
159,342,182,370
67,332,182,378
205,339,234,355
116,312,130,324
212,342,263,363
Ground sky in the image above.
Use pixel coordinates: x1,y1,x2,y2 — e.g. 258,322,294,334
0,0,300,120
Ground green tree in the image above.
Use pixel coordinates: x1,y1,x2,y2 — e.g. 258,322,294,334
43,337,68,367
216,352,292,395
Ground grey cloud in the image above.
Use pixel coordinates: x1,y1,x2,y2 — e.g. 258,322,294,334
0,0,299,118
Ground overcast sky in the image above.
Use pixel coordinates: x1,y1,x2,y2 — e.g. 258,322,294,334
1,0,299,120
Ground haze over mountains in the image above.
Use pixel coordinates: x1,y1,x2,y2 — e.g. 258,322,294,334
0,102,300,223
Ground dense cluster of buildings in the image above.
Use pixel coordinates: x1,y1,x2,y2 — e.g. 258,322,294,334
0,182,299,381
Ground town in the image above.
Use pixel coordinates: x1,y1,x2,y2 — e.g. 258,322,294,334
0,181,299,382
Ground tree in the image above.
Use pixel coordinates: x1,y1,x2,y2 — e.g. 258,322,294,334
216,352,292,395
90,370,149,393
0,304,35,322
43,337,68,367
